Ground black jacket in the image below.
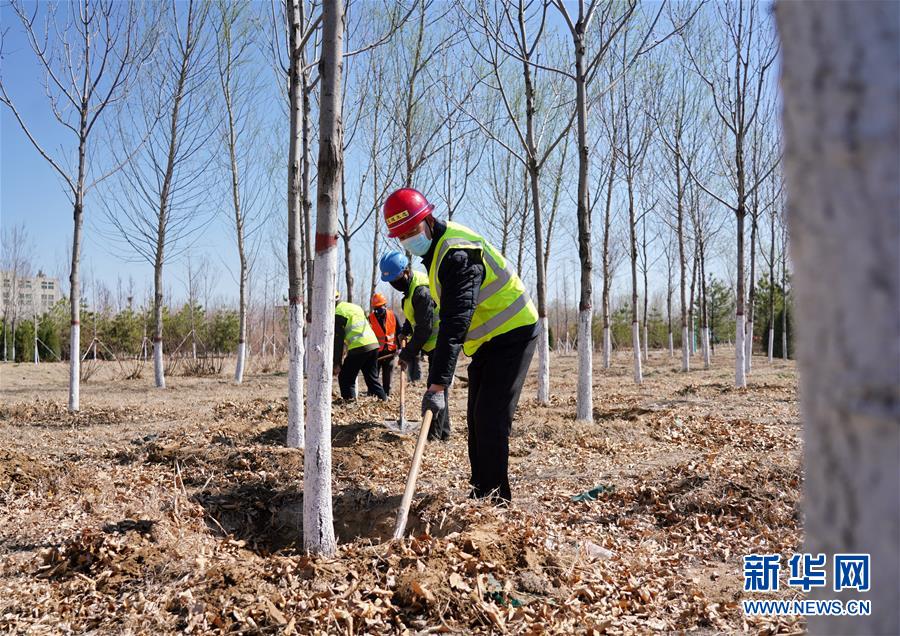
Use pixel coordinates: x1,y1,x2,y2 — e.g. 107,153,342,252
398,283,435,365
422,220,539,386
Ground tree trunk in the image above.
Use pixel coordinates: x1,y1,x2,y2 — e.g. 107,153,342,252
624,65,641,386
781,221,788,360
601,114,616,371
778,2,900,632
734,207,747,387
573,23,593,420
746,210,758,372
699,237,710,369
768,204,776,363
304,0,343,557
68,127,88,411
641,219,649,362
341,171,354,303
521,48,550,405
286,0,305,449
676,143,689,371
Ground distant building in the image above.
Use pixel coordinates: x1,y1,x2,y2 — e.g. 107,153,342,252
0,270,62,318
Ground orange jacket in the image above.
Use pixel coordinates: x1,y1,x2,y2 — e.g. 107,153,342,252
369,309,397,352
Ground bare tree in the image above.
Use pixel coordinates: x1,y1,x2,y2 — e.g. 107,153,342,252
284,0,319,449
619,46,654,385
0,224,33,362
304,0,343,557
216,0,268,384
778,2,899,632
0,0,150,410
102,0,212,389
462,0,573,405
680,0,778,387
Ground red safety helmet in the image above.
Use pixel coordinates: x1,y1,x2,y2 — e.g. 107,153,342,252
371,293,387,308
383,188,434,238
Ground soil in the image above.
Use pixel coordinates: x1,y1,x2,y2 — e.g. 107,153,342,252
0,349,803,634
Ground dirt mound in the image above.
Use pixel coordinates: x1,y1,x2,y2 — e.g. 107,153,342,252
0,450,56,493
0,401,153,428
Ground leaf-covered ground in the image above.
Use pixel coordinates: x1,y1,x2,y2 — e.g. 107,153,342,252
0,349,802,634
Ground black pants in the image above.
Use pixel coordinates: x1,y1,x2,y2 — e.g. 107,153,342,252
423,350,451,441
338,349,387,400
377,353,395,396
466,330,537,502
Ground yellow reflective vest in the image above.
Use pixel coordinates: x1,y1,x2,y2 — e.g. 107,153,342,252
402,270,439,353
427,222,538,356
335,301,379,351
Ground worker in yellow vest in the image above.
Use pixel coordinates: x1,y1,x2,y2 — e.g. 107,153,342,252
379,250,449,441
334,297,387,401
382,188,538,501
368,292,398,396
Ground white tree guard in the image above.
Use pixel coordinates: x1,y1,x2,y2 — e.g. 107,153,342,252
575,309,592,421
286,303,305,449
602,326,611,369
768,327,774,362
745,320,753,372
681,326,690,372
702,327,710,369
536,316,550,404
734,315,746,388
631,322,642,385
304,252,338,556
234,341,246,384
68,324,80,411
153,341,166,389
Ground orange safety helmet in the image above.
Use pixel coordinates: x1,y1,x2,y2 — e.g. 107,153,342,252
383,188,434,238
371,292,387,308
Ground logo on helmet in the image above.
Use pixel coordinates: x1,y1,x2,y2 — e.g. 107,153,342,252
386,209,409,226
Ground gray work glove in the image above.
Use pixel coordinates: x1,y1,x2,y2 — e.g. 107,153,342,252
421,390,445,417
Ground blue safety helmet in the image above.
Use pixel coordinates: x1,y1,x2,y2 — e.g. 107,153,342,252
379,251,409,282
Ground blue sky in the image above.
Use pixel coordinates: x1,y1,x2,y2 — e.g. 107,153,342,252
2,1,768,317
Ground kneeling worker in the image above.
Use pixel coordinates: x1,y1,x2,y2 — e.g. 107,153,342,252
368,293,398,396
379,250,448,441
334,295,387,401
382,188,538,501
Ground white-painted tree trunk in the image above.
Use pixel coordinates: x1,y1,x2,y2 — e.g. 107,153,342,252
303,0,342,557
234,341,246,384
68,323,80,411
575,310,592,421
153,341,165,389
734,315,746,388
681,326,690,372
286,303,305,448
602,325,611,369
631,322,642,385
702,327,710,369
778,3,899,631
768,327,774,362
668,331,673,357
536,316,550,404
745,319,753,372
305,251,337,555
286,0,305,449
642,325,648,361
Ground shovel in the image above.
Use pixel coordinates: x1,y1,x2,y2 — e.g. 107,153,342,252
393,409,434,540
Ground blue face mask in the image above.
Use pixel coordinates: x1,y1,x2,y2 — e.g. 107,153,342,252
401,230,432,256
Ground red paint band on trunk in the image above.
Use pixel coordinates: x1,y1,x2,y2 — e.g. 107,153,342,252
152,337,162,343
315,232,338,252
70,320,80,325
289,296,303,304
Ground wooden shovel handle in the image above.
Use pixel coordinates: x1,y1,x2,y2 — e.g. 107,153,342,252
399,364,406,429
392,410,433,540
